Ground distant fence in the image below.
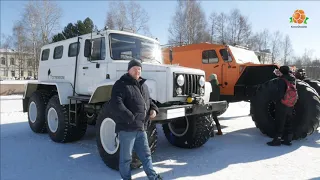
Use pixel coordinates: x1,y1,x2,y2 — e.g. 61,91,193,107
0,80,36,96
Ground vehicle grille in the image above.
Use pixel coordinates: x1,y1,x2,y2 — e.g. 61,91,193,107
174,73,202,96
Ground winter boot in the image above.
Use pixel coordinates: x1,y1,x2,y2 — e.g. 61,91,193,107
267,137,282,146
282,134,293,146
216,124,223,135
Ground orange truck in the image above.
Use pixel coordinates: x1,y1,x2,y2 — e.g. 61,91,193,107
162,43,278,103
162,43,320,141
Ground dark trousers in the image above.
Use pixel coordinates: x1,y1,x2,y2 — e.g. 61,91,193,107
275,102,293,137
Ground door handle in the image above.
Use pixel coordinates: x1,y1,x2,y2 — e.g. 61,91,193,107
83,67,88,69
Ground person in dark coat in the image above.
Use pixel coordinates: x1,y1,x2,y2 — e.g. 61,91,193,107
209,74,223,136
267,66,297,146
109,60,162,180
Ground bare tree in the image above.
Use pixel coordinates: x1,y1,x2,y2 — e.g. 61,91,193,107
168,0,209,45
126,0,150,35
23,0,62,45
13,21,28,79
227,9,242,45
168,0,187,45
282,34,293,65
19,0,62,78
270,31,282,64
21,2,41,78
105,12,115,29
301,48,314,65
209,12,218,43
106,1,150,35
214,12,228,44
108,1,128,31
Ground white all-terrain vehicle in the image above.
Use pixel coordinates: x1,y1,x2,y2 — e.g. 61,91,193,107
22,29,228,170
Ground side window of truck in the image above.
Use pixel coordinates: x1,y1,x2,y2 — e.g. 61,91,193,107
202,50,218,64
53,45,63,59
68,42,80,57
41,49,50,61
90,37,106,60
219,49,232,62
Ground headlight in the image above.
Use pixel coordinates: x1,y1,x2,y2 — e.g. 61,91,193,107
199,76,205,87
177,75,184,86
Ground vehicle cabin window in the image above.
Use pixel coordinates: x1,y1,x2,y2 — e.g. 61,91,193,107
219,49,232,62
90,37,106,60
53,45,63,59
41,49,50,61
68,42,80,57
1,57,5,65
202,50,219,64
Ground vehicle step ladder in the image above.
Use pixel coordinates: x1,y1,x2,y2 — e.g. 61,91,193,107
67,95,91,126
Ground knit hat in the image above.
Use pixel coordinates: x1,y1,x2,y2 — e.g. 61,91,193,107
128,60,142,71
279,66,290,75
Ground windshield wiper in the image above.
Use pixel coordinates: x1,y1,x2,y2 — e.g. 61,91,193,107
120,54,142,62
139,55,161,64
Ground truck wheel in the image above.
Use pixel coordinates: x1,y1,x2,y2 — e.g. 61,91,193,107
96,102,157,170
162,113,213,149
45,95,87,143
304,78,320,96
251,79,320,140
28,90,50,133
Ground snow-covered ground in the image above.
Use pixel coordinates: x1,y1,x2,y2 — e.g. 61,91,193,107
1,95,320,180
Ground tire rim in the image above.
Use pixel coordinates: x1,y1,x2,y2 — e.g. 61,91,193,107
168,117,189,137
29,101,37,123
100,118,119,155
47,107,59,133
86,112,94,119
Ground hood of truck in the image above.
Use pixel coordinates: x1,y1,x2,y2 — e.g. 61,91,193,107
114,61,205,76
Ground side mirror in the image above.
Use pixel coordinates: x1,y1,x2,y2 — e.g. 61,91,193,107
169,48,173,64
84,39,92,58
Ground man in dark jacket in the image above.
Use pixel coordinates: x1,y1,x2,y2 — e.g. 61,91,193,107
267,66,297,146
109,60,162,180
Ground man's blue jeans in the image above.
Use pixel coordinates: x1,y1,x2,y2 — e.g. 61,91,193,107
119,130,158,180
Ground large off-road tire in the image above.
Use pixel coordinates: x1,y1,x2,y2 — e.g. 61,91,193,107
304,78,320,96
162,113,213,149
27,90,51,133
96,102,157,171
45,95,87,143
251,79,320,140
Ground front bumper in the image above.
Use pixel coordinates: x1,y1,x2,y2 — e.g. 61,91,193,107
152,100,228,121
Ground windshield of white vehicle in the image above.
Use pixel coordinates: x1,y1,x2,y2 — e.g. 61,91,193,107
109,33,162,64
228,45,261,64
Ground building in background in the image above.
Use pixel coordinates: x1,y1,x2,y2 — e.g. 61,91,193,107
0,49,36,80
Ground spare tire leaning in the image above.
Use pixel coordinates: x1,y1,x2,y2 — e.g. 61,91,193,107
251,78,320,140
303,78,320,96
